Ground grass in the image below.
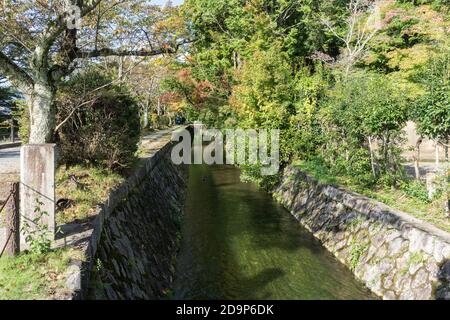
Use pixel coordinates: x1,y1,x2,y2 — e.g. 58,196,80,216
0,248,82,300
0,159,124,301
55,165,124,225
295,160,450,233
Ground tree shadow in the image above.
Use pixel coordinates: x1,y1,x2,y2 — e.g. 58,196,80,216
436,259,450,300
56,216,96,240
238,267,285,299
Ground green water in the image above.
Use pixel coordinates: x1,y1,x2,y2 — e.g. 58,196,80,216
173,164,375,300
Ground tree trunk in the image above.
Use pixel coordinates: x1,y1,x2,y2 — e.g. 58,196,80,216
368,136,376,179
27,83,55,144
157,97,161,116
445,142,449,218
414,137,423,180
118,56,124,82
2,182,20,257
143,104,149,129
435,140,440,169
9,119,14,142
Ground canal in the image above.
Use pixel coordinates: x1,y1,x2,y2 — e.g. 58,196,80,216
173,164,375,300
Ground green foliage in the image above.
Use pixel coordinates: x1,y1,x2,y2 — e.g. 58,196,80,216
349,241,368,272
400,180,431,204
412,47,450,144
321,72,408,186
176,0,447,201
0,86,19,140
20,199,52,255
240,163,281,192
0,86,16,121
296,158,337,185
56,67,140,172
0,248,80,300
15,102,28,144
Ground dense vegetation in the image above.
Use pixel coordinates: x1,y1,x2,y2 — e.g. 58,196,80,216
56,68,140,171
1,0,448,220
0,0,449,300
0,86,18,141
158,0,449,216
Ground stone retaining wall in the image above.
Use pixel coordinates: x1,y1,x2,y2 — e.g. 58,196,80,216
63,129,188,300
273,166,450,300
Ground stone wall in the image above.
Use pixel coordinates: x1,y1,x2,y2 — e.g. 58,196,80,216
63,129,188,300
273,166,450,300
87,147,187,299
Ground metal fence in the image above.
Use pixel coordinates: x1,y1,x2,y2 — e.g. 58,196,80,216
0,182,19,258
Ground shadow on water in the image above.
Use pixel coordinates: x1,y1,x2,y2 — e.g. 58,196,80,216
173,164,375,300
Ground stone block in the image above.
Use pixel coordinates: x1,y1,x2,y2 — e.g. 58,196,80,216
20,144,56,248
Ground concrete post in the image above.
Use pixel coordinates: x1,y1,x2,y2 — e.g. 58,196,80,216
20,144,56,249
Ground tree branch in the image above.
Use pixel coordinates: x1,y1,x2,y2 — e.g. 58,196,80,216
76,47,173,58
76,39,192,59
0,51,33,92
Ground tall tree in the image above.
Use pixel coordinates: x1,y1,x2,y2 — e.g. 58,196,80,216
0,0,187,143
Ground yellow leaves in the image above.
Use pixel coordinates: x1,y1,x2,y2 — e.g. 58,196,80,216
410,5,450,41
388,72,424,100
386,43,431,71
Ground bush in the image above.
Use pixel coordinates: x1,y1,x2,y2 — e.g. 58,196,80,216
400,180,431,204
240,163,281,192
55,68,140,171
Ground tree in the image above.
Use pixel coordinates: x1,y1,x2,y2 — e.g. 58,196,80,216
0,1,188,143
56,67,140,170
412,48,450,215
321,0,383,76
0,85,19,141
323,71,407,184
126,57,174,129
413,50,450,150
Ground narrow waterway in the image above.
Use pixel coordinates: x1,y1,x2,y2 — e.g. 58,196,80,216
173,164,375,300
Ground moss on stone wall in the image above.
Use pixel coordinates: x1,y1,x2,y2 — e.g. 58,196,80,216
86,145,187,300
273,166,450,300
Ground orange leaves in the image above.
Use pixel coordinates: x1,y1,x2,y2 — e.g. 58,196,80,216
168,68,217,109
195,80,214,100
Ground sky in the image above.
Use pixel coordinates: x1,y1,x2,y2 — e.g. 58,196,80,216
151,0,185,6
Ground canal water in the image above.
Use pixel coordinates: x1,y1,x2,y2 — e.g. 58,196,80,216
173,164,375,300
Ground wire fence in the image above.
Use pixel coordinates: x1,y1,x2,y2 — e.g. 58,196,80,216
0,183,19,258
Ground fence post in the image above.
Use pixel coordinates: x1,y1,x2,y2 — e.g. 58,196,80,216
4,182,20,256
20,144,56,249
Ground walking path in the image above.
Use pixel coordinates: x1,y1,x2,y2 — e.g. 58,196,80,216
0,146,20,175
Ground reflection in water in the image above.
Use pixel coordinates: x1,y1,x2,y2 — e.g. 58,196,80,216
173,164,375,300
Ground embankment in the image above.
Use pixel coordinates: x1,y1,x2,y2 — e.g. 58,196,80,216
273,166,450,300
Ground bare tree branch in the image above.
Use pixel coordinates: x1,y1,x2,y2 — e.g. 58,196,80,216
321,0,382,76
76,39,192,58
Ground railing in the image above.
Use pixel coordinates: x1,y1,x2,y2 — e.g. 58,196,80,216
0,182,19,258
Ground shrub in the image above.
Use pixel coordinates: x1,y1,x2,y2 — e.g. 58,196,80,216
55,68,140,171
400,180,431,204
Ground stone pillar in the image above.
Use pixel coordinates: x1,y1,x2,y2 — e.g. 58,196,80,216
20,144,56,249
